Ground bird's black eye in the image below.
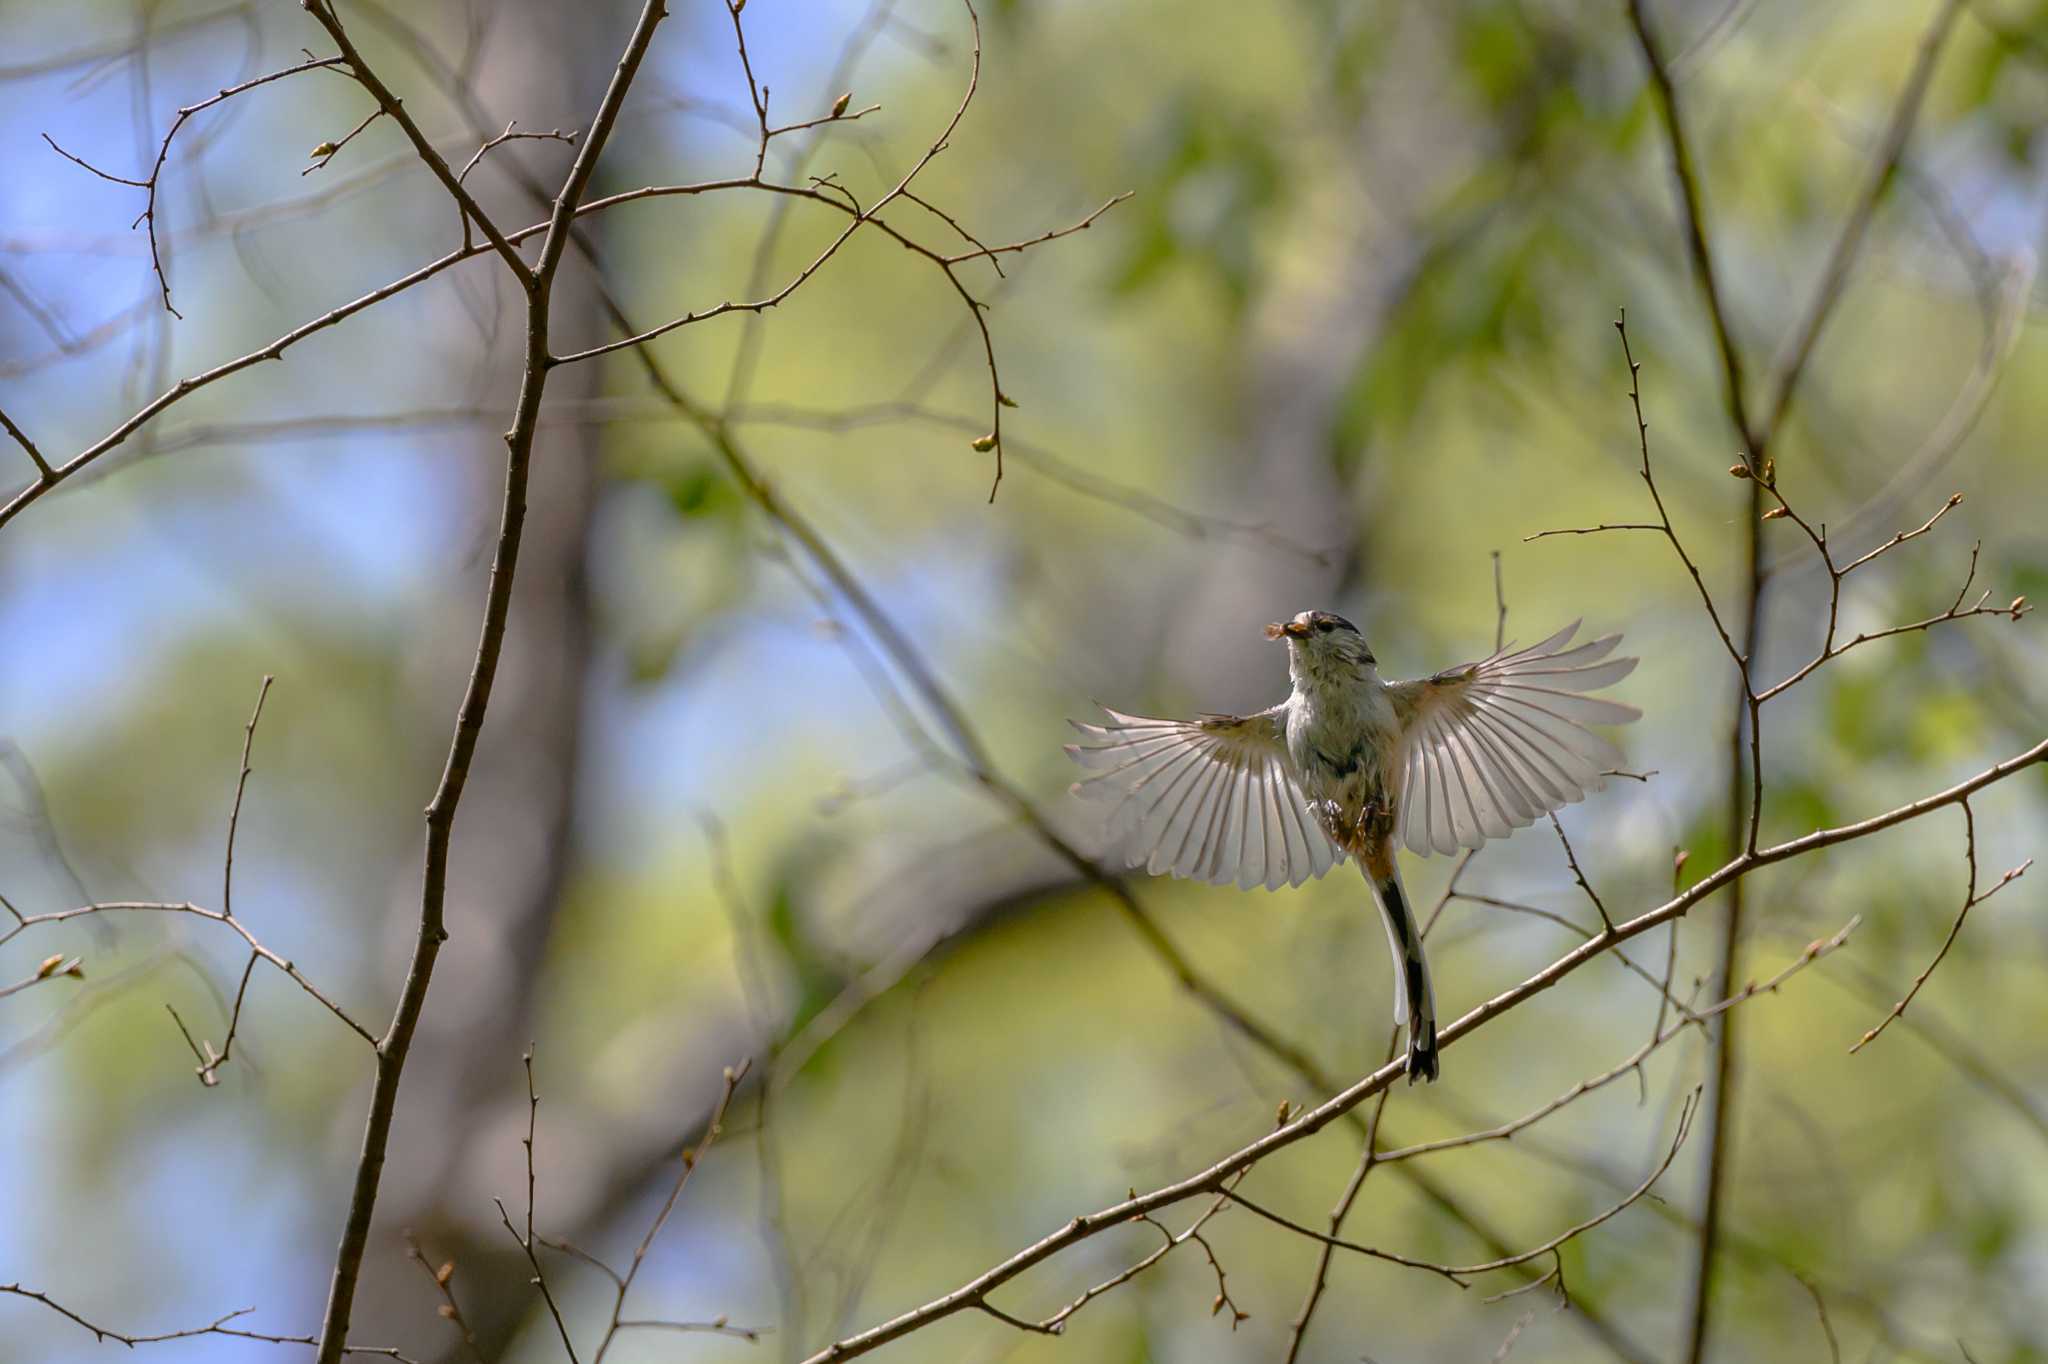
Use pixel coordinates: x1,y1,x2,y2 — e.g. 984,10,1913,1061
1314,618,1335,633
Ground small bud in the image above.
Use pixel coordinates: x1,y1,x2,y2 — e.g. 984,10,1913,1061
1728,464,1750,479
1948,492,1964,507
1760,457,1775,483
436,1261,454,1286
733,0,746,12
996,391,1019,408
830,92,851,118
35,953,65,979
2012,596,2028,614
1761,506,1788,520
310,141,337,159
437,1304,457,1319
970,433,997,452
1212,1295,1225,1316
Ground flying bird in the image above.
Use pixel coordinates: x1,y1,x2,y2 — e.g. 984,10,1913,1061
1067,611,1640,1083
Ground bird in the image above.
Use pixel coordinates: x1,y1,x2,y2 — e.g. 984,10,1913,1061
1066,611,1640,1083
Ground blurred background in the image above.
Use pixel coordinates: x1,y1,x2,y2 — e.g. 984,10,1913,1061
3,1,2047,1360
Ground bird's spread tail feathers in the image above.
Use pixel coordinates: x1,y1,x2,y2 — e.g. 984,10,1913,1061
1366,865,1439,1083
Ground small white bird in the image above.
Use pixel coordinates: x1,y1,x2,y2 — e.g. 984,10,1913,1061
1067,611,1639,1083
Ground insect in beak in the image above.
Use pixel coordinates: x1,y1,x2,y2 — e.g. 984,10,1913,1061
1264,621,1310,641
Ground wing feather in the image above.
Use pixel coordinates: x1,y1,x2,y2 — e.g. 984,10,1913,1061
1387,622,1640,856
1458,706,1549,819
1068,706,1343,888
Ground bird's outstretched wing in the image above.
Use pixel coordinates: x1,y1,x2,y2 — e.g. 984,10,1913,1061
1386,621,1640,856
1066,706,1343,890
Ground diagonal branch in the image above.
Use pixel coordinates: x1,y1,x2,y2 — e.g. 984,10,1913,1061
795,735,2047,1362
298,2,533,284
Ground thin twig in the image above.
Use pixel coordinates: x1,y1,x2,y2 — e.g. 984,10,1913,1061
0,403,53,479
1215,1189,1470,1286
1851,800,2029,1054
222,674,273,919
2,899,373,1045
403,1233,487,1364
493,1051,580,1363
1377,920,1855,1164
300,105,387,176
456,120,578,188
1283,1050,1398,1362
299,2,531,284
1551,814,1615,933
0,1283,415,1359
38,54,347,314
1441,1089,1699,1276
615,1317,766,1341
1796,1274,1843,1364
591,1059,754,1364
0,953,83,1002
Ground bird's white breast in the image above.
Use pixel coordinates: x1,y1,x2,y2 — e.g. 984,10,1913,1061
1285,676,1399,814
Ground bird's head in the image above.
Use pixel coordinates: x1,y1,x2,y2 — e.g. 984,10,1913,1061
1265,610,1378,680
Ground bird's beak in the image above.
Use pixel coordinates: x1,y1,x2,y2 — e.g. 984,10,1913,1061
1264,621,1309,641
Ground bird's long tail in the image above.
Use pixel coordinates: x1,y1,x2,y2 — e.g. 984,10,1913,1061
1365,864,1438,1083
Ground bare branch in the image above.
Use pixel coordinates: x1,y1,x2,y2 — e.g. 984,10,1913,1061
1797,1273,1844,1364
0,952,83,1003
1213,1189,1470,1287
1,899,374,1046
591,1059,754,1364
300,106,388,177
615,1316,766,1342
403,1233,487,1364
1440,1088,1699,1276
797,731,2045,1361
1851,800,2030,1054
0,1283,414,1360
298,2,532,284
1550,815,1615,933
938,191,1134,267
1601,311,1746,672
222,674,273,920
455,120,579,190
37,53,348,315
1378,919,1856,1164
1753,494,2027,704
1283,1074,1396,1362
493,1052,580,1364
310,7,674,1360
0,403,52,480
